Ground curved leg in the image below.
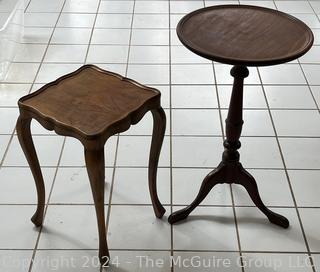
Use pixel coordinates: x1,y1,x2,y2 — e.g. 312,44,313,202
168,164,225,224
148,107,166,218
238,166,289,229
16,116,45,227
85,147,109,265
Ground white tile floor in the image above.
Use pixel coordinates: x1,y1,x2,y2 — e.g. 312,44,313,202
0,0,320,271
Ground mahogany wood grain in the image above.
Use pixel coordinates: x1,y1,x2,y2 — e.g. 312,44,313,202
177,5,314,66
169,5,314,228
16,65,166,265
16,116,45,227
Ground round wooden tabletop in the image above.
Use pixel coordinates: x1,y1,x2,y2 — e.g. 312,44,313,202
177,5,314,66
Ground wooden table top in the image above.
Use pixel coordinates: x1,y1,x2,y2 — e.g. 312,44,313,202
19,65,160,140
177,5,314,66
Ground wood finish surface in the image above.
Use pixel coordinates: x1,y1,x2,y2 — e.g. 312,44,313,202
169,5,314,228
177,5,314,66
17,65,166,265
19,65,161,142
168,66,289,228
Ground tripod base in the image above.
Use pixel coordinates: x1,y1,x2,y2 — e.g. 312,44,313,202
168,160,289,229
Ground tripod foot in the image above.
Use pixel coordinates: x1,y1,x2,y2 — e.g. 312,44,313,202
267,211,289,229
168,166,225,225
238,166,289,229
168,209,190,224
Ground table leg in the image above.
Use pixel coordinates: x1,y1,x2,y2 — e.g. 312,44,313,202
168,65,289,229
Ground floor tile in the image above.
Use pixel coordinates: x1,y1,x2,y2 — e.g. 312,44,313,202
222,109,275,136
50,167,113,204
135,1,169,14
3,135,64,167
313,254,320,272
44,45,87,63
172,109,222,136
265,85,316,109
172,168,233,206
242,253,313,272
310,86,320,108
27,0,64,12
108,205,171,250
4,63,40,83
172,136,222,167
170,14,184,29
99,1,134,14
112,167,170,205
153,85,170,109
121,109,170,136
14,44,47,63
32,250,100,272
0,84,30,106
289,170,320,207
131,29,169,46
127,64,169,85
117,136,170,167
57,13,96,28
0,107,19,134
240,1,276,9
0,250,33,272
171,46,211,64
129,46,169,64
301,64,320,85
170,1,204,14
300,46,320,64
24,12,59,28
0,205,39,249
272,110,320,136
95,14,132,28
91,29,131,45
259,65,307,85
0,167,55,204
172,64,215,84
173,252,242,272
36,63,82,83
310,1,320,13
173,206,238,250
241,137,283,168
171,85,218,108
62,0,99,13
299,208,320,252
275,1,314,13
94,63,127,75
60,137,117,167
87,45,128,63
237,207,306,252
51,28,92,44
218,85,267,109
215,65,260,85
0,135,11,160
1,0,320,269
232,169,294,207
133,14,169,29
205,1,239,7
106,250,171,271
22,27,53,44
38,205,103,249
294,13,320,29
279,138,320,169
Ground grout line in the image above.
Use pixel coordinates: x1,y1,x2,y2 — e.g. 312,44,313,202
1,202,320,209
27,137,67,272
168,1,175,271
229,1,245,270
257,67,317,272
